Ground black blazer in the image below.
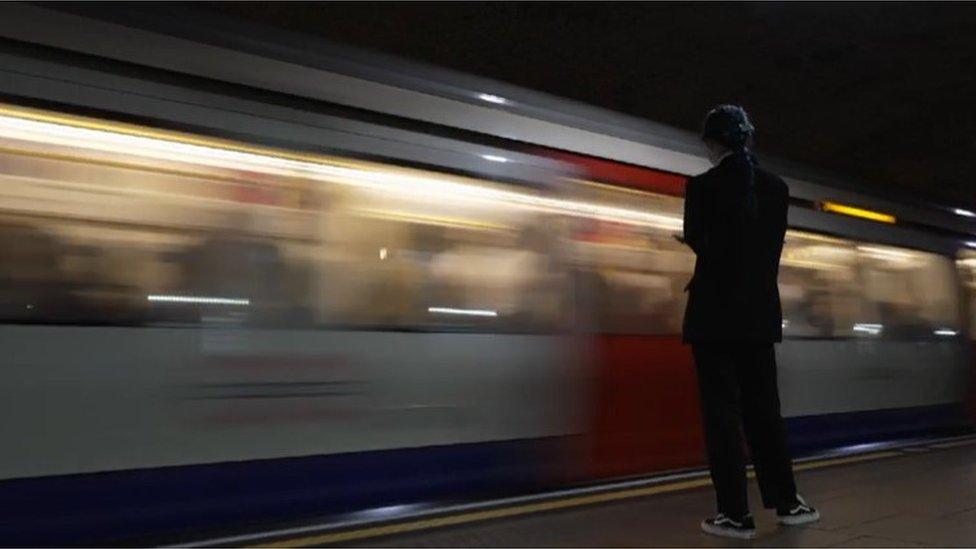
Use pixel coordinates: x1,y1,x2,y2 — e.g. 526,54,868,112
681,153,789,344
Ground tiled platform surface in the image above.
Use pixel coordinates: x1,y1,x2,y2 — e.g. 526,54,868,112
353,442,976,548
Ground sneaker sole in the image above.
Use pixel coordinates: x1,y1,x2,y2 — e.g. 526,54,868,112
778,510,821,526
700,521,757,540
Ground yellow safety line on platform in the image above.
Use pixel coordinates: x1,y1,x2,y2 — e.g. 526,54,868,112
794,450,901,471
258,450,902,547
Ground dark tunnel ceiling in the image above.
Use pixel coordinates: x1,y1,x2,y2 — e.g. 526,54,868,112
202,2,976,210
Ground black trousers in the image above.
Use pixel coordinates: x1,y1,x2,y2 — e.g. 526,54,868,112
692,343,798,518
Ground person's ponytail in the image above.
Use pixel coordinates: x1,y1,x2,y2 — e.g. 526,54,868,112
741,148,759,220
702,104,759,220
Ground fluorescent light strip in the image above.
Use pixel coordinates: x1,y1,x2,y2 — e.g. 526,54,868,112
953,208,976,218
852,323,883,335
934,329,958,336
428,307,498,317
147,295,250,306
0,111,682,231
477,93,508,105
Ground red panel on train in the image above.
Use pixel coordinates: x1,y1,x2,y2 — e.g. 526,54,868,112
545,150,689,197
586,335,705,478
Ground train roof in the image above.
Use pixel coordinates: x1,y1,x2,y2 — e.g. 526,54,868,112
1,2,974,243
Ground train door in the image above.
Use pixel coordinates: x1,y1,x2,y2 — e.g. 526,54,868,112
553,153,706,478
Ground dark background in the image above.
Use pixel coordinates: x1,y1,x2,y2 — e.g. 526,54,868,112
204,2,976,209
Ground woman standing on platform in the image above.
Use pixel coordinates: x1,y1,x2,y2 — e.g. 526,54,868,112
679,104,821,540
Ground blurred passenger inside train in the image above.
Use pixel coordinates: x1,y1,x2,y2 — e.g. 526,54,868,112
0,221,77,323
879,301,932,339
167,210,310,327
426,222,559,330
680,104,819,539
0,221,148,325
509,223,565,328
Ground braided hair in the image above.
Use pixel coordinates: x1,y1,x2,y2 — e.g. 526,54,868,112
702,104,759,218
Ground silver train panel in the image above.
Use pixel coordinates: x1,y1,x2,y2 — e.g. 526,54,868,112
777,340,970,418
0,326,587,480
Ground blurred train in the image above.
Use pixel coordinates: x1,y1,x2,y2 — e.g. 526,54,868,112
0,4,974,545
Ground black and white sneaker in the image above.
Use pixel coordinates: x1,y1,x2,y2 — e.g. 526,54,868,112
777,494,820,525
700,513,757,540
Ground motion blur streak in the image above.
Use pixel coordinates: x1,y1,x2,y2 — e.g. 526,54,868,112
0,106,680,230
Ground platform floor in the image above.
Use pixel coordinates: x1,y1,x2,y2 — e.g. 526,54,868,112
342,441,976,548
181,437,976,548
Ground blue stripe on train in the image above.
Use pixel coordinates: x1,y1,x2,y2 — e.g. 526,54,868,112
785,403,970,455
0,404,967,545
0,438,559,546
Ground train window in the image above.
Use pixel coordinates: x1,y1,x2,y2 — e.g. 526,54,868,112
312,178,569,331
0,104,568,332
0,104,961,339
779,231,860,338
564,182,692,335
854,244,961,340
955,250,976,340
781,233,962,340
0,145,318,326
